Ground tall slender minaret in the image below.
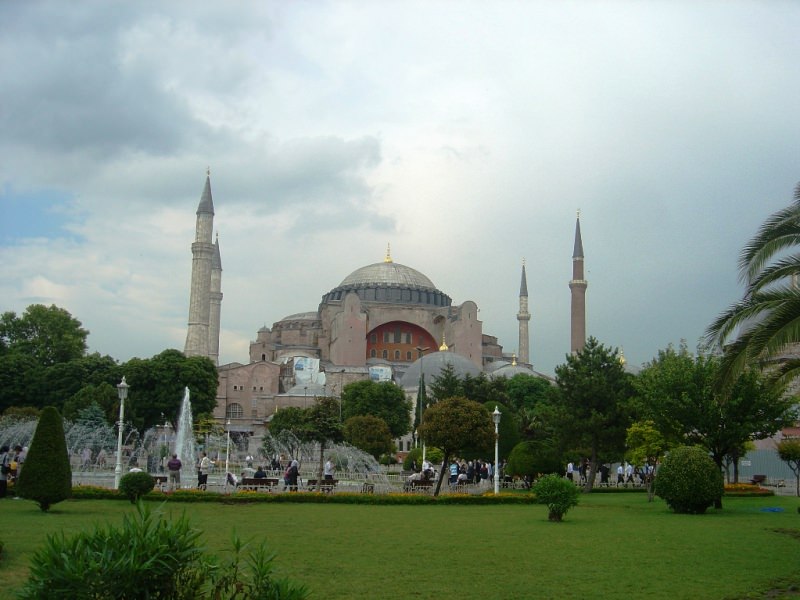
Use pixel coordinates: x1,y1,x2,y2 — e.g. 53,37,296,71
184,172,215,358
208,232,223,366
569,211,587,354
517,259,530,365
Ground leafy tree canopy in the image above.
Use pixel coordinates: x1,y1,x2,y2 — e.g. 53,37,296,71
552,337,633,490
429,363,463,402
1,304,88,365
340,380,411,437
122,350,218,432
343,415,394,459
418,396,494,495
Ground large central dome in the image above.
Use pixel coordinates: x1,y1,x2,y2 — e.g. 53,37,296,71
339,262,436,289
321,259,452,308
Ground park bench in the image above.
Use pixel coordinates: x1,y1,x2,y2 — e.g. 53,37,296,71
240,477,280,492
750,475,786,488
750,474,767,485
306,479,338,493
409,479,435,493
361,482,375,494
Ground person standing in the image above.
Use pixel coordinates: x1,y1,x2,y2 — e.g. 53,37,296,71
198,452,214,490
285,459,299,492
566,461,575,481
167,454,182,491
324,457,335,480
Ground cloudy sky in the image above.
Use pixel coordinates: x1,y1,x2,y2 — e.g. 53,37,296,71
2,1,799,377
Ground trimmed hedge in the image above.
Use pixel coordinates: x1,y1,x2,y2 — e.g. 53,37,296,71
118,471,156,503
654,445,723,514
16,407,72,512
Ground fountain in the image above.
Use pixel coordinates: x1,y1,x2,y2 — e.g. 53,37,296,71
260,430,392,491
174,387,196,487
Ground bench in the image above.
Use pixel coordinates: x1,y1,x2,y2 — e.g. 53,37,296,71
240,477,280,492
409,479,435,493
361,482,375,494
306,479,338,493
750,474,767,485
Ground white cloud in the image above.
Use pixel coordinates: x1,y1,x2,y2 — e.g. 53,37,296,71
1,1,800,375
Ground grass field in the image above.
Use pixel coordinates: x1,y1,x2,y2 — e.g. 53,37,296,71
2,493,799,599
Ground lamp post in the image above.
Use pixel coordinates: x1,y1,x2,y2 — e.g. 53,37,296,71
414,346,429,450
492,405,501,495
224,419,231,482
114,377,129,489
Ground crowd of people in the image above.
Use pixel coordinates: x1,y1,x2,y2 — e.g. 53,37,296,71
566,459,653,486
0,444,27,498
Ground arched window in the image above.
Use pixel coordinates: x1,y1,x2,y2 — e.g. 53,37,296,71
406,351,412,361
394,350,400,360
226,403,244,419
370,349,377,358
261,353,266,361
382,350,388,359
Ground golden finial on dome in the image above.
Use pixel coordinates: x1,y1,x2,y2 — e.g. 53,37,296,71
618,347,627,366
384,243,393,263
512,353,517,366
439,332,448,351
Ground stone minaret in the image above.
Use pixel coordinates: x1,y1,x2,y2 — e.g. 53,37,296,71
184,173,216,359
517,259,530,365
569,212,587,354
208,233,223,366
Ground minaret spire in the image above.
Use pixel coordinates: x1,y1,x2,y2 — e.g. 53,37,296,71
517,258,531,365
185,172,217,359
569,211,587,353
208,232,223,366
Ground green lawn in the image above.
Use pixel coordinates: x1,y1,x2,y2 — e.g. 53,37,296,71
2,493,799,599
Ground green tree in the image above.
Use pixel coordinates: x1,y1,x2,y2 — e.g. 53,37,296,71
625,420,668,501
340,380,411,438
417,396,494,496
706,182,800,391
463,373,508,406
505,373,553,414
505,440,561,480
0,304,88,366
553,337,633,492
123,350,218,432
0,351,40,413
776,438,800,497
634,343,796,493
16,406,72,511
302,397,344,492
343,415,394,459
62,382,119,423
429,363,463,402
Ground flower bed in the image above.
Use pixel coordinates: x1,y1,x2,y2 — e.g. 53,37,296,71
724,483,774,497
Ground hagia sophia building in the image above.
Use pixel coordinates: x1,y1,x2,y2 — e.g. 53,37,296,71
183,174,588,453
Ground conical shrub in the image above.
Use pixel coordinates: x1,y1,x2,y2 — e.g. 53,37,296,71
16,406,72,511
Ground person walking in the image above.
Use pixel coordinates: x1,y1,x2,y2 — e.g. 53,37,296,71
0,445,11,498
284,459,299,492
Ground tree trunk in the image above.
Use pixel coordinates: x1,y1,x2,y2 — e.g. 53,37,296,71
433,452,449,497
713,456,723,510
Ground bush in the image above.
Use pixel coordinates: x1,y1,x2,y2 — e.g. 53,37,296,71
15,406,72,512
654,445,723,514
506,441,562,479
119,471,156,503
532,474,579,521
18,502,308,600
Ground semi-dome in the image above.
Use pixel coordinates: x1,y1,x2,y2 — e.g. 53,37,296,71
321,259,452,308
398,351,481,388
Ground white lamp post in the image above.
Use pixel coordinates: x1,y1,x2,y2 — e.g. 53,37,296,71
224,419,231,479
492,405,501,495
114,377,129,489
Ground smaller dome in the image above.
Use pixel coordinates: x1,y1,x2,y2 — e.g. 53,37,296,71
279,311,319,322
398,351,481,388
488,363,536,380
